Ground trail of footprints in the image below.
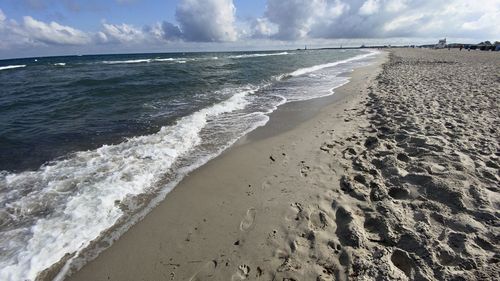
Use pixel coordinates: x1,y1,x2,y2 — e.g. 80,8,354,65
266,50,499,280
189,50,499,280
318,50,498,280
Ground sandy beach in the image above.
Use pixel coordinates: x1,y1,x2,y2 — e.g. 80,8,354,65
61,49,499,281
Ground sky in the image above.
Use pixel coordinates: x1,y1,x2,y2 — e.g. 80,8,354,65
0,0,498,59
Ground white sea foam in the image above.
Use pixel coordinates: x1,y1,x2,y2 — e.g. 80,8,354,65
289,50,377,77
286,76,351,102
276,50,379,102
102,59,152,64
0,65,26,71
0,88,255,281
153,58,176,62
54,63,66,66
153,58,190,62
101,58,191,64
228,52,291,59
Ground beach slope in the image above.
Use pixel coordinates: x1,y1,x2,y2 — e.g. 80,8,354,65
65,49,499,281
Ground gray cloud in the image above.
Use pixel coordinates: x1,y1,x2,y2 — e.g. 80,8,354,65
263,0,337,40
259,0,500,40
250,18,278,39
165,0,238,42
160,22,183,40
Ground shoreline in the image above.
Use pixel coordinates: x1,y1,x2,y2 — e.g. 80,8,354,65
61,51,387,281
0,50,380,281
52,49,500,281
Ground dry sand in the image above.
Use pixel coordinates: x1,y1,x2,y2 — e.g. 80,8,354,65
64,49,499,281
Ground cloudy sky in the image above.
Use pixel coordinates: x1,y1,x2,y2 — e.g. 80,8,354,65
0,0,498,59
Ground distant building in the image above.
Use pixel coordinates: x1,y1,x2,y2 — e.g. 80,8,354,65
435,38,446,49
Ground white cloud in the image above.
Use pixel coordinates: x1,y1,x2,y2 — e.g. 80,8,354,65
0,11,91,49
385,0,407,12
260,0,500,40
96,21,186,44
143,23,165,41
383,14,424,32
0,9,6,22
251,18,277,38
175,0,238,42
359,0,380,15
22,16,91,45
0,14,25,50
462,10,500,34
98,22,145,43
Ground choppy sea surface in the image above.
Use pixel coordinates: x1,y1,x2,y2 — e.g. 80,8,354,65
0,49,378,280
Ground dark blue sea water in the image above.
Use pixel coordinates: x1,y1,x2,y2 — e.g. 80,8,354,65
0,49,378,280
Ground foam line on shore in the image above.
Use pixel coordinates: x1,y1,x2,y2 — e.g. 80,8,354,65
289,50,377,77
0,87,256,281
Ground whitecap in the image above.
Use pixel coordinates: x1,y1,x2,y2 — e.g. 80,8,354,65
0,65,26,71
228,52,291,59
101,59,152,64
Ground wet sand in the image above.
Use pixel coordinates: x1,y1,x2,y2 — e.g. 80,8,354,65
64,49,499,281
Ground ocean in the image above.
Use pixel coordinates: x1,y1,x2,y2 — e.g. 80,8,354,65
0,49,378,280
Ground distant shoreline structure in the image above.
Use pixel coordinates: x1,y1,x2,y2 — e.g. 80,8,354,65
316,39,500,51
1,40,498,61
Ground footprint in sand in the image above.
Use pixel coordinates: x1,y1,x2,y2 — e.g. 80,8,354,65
299,161,311,177
285,202,305,221
261,180,271,190
309,211,328,230
240,208,256,231
189,260,217,281
390,249,416,279
231,264,251,280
